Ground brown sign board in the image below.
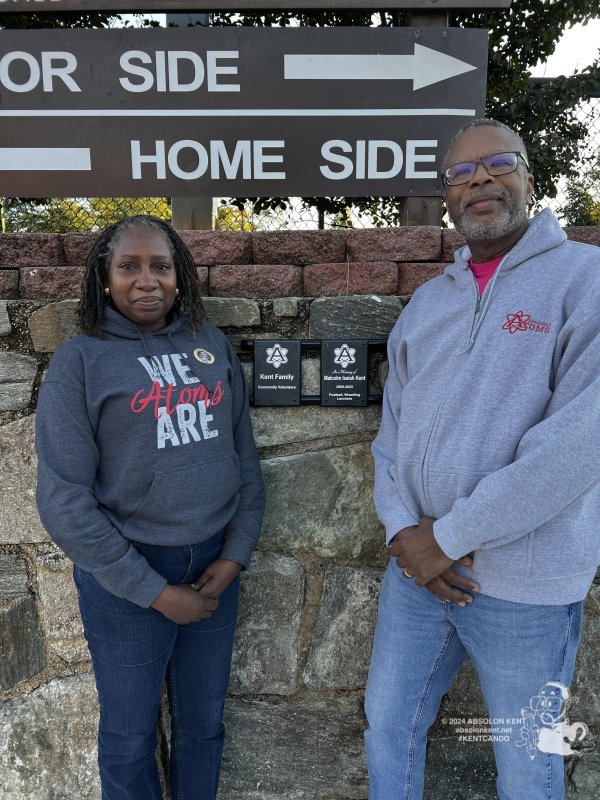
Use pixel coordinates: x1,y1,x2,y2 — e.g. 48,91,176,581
0,27,487,197
0,2,512,11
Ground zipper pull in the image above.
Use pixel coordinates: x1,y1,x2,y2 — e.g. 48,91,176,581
475,296,481,313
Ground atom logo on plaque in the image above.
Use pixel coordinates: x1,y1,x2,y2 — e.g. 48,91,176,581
265,343,289,369
333,343,356,369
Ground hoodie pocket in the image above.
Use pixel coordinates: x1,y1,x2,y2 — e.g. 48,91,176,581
473,532,534,576
427,468,491,520
123,456,241,537
529,514,599,579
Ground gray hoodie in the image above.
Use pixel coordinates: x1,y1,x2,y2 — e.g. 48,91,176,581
36,307,265,608
372,208,600,604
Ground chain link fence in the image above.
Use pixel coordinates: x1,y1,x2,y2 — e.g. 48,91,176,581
2,98,598,234
549,95,600,225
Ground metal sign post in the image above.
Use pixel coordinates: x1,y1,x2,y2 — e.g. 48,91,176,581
0,26,487,198
166,10,213,230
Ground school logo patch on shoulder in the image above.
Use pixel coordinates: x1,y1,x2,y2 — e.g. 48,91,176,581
193,348,215,364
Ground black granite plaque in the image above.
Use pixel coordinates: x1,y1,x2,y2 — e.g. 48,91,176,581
253,340,301,406
321,340,368,406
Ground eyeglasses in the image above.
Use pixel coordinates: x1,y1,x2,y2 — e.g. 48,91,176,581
442,151,529,186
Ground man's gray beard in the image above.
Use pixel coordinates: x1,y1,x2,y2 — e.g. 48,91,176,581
450,190,529,241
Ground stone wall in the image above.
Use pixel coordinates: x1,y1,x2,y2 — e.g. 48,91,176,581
1,226,599,799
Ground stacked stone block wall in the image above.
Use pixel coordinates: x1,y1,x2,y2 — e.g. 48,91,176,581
1,226,599,799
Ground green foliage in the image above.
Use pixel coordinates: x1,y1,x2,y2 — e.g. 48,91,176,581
562,150,600,225
451,1,600,202
2,3,599,229
214,2,600,224
0,12,115,29
0,11,158,29
0,197,171,233
215,203,257,231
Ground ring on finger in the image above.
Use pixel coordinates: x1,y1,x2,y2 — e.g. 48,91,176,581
402,568,414,579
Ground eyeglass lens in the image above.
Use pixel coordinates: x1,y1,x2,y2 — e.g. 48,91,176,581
445,152,520,185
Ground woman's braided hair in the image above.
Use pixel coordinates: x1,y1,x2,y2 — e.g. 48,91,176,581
78,215,205,337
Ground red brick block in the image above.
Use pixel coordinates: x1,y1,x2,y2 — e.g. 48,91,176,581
565,227,600,247
209,265,302,298
0,270,19,299
179,231,252,265
441,228,466,261
196,266,208,294
0,233,64,267
398,263,447,294
63,233,98,265
252,231,345,266
303,261,398,297
20,267,84,299
346,226,441,262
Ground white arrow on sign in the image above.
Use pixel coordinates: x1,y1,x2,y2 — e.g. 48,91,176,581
0,148,91,171
284,44,477,91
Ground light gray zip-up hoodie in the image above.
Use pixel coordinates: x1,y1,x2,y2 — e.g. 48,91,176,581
372,208,600,604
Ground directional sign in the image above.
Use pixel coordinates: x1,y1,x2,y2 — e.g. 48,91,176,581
0,27,487,197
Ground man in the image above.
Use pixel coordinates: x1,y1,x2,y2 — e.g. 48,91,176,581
365,119,600,800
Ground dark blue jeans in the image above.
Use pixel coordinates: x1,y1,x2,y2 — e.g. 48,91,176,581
74,531,239,800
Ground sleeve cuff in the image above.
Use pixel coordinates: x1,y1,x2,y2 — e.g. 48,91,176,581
384,514,420,546
432,515,470,561
220,537,254,570
93,564,168,609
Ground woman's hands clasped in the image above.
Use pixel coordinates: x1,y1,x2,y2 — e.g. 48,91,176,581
151,558,242,625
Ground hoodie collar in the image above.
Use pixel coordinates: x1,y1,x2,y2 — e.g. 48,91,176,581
100,304,188,340
445,208,566,285
99,305,212,388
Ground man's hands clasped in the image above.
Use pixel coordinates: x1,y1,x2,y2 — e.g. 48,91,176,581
151,558,242,625
390,517,479,607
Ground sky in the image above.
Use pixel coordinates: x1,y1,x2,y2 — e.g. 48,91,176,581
531,18,600,77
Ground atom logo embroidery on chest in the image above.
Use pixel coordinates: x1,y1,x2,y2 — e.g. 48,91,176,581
502,310,530,334
502,311,552,335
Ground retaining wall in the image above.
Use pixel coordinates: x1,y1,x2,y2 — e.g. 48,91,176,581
0,225,598,799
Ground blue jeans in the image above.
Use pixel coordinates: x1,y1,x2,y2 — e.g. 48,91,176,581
365,559,583,800
74,531,239,800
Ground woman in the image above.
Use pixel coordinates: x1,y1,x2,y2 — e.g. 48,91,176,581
35,215,265,800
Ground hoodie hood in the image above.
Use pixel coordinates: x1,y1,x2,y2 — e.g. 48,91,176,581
99,305,204,383
100,304,189,340
445,207,567,285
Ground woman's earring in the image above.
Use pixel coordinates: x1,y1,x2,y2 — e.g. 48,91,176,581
104,287,110,297
175,288,180,297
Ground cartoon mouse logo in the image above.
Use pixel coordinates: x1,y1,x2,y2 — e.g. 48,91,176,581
518,682,590,759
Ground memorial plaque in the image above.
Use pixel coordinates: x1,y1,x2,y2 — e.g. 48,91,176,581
253,340,301,406
321,340,368,407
